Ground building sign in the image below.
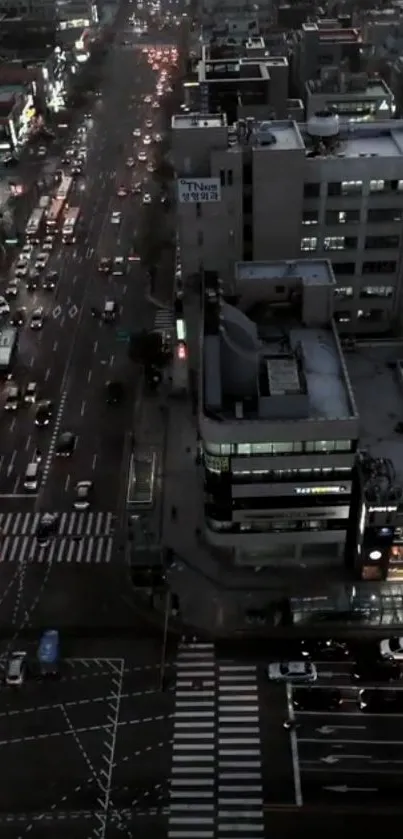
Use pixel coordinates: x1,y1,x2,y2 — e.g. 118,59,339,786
178,178,221,204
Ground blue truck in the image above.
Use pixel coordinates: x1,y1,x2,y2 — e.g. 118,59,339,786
37,629,60,676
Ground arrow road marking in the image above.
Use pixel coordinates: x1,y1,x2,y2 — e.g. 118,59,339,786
320,754,371,764
316,726,366,734
68,305,78,318
323,785,378,794
52,305,62,319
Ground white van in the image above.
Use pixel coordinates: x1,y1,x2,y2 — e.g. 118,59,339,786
24,462,40,492
103,300,117,322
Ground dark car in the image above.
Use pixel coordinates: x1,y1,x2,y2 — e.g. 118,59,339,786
36,513,59,546
352,657,401,683
105,380,125,404
293,688,343,712
358,688,403,713
27,273,39,291
10,307,26,326
98,257,112,273
301,639,351,660
43,271,58,291
35,400,53,427
55,431,76,457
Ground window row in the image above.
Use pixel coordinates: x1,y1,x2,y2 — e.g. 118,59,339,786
336,309,385,324
304,179,403,198
303,208,403,226
334,285,394,300
333,260,397,276
301,235,400,252
204,440,354,456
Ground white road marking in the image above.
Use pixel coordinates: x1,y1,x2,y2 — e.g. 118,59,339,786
92,454,98,470
80,400,86,416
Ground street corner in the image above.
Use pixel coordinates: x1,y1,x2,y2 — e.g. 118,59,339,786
0,655,125,817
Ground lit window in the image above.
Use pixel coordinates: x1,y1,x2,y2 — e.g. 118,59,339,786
360,286,393,298
334,286,353,298
302,211,318,225
341,180,362,195
324,236,345,251
369,179,385,193
301,237,317,252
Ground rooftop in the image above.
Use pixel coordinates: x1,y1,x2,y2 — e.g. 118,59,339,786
346,344,403,492
172,113,227,129
202,261,356,425
306,76,391,99
251,119,305,151
301,119,403,158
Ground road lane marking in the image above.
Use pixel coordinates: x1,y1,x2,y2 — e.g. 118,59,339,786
52,305,62,319
299,738,403,745
92,454,97,470
41,390,67,487
53,341,58,352
81,400,86,416
68,304,78,318
87,370,92,382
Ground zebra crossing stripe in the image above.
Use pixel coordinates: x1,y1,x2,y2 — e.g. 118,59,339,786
0,536,114,564
154,307,174,331
0,511,114,537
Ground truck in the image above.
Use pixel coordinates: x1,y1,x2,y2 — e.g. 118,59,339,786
37,629,60,676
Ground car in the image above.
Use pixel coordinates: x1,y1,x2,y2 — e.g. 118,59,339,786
154,133,162,143
34,253,49,270
38,146,47,157
143,134,152,145
144,95,152,103
98,257,112,273
55,431,76,457
380,637,403,660
43,271,58,291
42,235,54,252
112,256,126,275
37,629,60,676
21,244,33,258
27,272,39,291
72,137,80,146
36,513,59,546
5,651,27,686
5,280,19,298
152,101,160,109
0,296,10,316
300,639,351,660
111,211,121,224
146,162,155,173
74,480,93,510
35,400,53,427
358,688,403,713
14,263,28,278
352,657,401,683
126,157,135,167
30,308,44,330
292,687,343,712
4,384,20,411
103,299,117,322
142,192,152,204
24,381,37,403
138,151,147,162
105,380,125,404
11,307,26,326
117,186,128,197
71,165,83,176
132,181,142,194
145,119,153,129
133,127,141,137
267,661,318,683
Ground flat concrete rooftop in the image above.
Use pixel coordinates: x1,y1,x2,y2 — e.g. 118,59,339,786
301,120,403,158
172,113,226,129
236,259,334,286
346,344,403,486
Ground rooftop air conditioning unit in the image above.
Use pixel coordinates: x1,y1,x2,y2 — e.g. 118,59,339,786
307,110,340,138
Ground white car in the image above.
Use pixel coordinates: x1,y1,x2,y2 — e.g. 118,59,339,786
14,263,28,278
143,193,152,204
138,151,147,162
145,119,153,129
111,211,121,224
5,651,26,686
146,162,155,173
30,308,44,330
42,236,54,252
5,280,19,298
143,135,152,146
133,128,141,137
0,296,10,316
74,480,93,510
21,244,33,259
144,95,152,103
37,146,47,157
34,253,49,270
380,637,403,659
154,133,162,143
267,661,318,683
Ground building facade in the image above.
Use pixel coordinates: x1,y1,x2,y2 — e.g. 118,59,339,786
172,113,403,335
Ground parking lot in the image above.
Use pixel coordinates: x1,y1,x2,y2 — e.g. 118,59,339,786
0,653,175,834
262,657,403,808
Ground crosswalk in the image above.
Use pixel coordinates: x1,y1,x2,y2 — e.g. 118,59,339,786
169,641,264,839
0,512,115,564
153,307,174,333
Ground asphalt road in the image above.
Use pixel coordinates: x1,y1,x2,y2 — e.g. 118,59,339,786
0,6,171,520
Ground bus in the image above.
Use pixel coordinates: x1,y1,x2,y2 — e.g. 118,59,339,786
0,327,18,375
62,207,80,243
55,175,73,203
25,208,44,242
46,198,65,230
38,195,51,210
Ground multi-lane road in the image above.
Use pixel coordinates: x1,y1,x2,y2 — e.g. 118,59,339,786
0,3,175,550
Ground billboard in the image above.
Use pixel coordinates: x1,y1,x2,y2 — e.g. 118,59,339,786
178,178,221,204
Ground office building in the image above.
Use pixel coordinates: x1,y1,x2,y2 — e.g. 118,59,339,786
292,21,362,98
305,71,394,122
200,259,360,570
172,113,403,335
